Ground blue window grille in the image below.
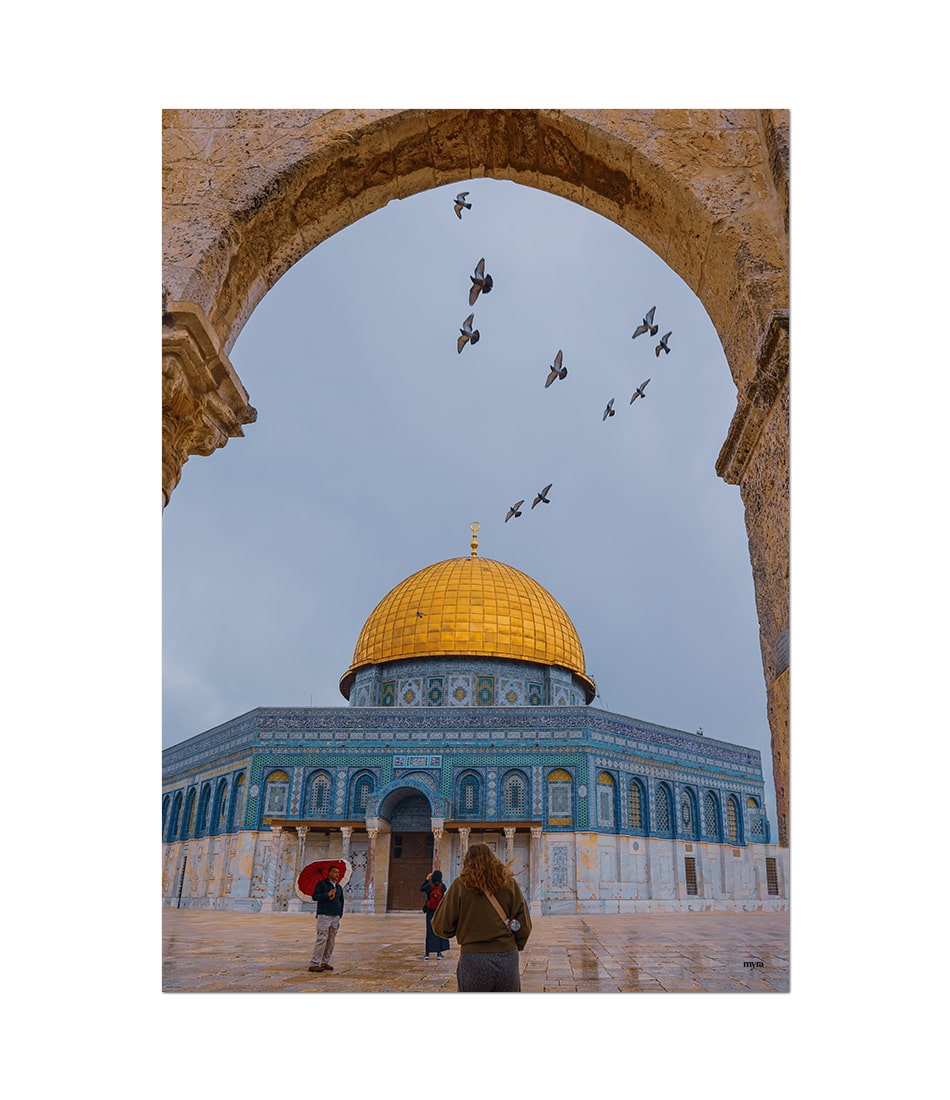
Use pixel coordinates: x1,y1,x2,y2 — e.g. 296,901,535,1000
228,774,246,831
458,774,480,816
503,772,527,815
703,791,722,841
654,784,672,834
352,774,375,815
308,773,331,816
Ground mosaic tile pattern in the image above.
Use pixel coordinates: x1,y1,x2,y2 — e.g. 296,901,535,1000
165,705,771,842
347,657,585,709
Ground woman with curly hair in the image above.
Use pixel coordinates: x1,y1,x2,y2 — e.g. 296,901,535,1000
431,842,532,992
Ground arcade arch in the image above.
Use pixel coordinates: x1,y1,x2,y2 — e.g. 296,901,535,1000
162,108,789,843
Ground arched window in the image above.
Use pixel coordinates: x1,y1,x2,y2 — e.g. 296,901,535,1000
747,796,767,840
212,778,228,833
597,772,615,829
628,779,645,830
457,774,480,817
703,791,722,841
182,788,197,839
726,795,741,843
195,783,212,836
307,772,331,816
502,771,527,816
680,788,698,839
162,795,169,833
263,770,290,817
654,783,672,834
546,769,573,826
167,792,182,841
228,773,246,831
352,773,375,816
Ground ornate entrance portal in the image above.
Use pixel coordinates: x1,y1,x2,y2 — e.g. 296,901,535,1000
386,794,435,911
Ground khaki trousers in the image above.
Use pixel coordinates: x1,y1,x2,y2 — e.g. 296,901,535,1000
309,914,341,966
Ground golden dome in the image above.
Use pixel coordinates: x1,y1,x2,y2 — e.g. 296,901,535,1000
339,556,594,701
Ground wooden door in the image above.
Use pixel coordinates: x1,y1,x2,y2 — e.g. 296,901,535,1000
387,832,433,911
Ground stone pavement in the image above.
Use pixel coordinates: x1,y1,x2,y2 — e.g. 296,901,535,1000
162,909,789,993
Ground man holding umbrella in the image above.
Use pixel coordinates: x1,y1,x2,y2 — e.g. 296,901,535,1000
308,865,346,973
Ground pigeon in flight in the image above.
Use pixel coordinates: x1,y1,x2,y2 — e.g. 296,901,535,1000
603,398,616,421
468,257,494,305
544,350,567,388
630,378,651,404
454,192,471,219
457,313,480,353
531,483,553,509
632,306,658,339
655,332,672,357
505,500,525,522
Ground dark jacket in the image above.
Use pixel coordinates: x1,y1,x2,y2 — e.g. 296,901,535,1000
431,877,531,954
312,877,345,917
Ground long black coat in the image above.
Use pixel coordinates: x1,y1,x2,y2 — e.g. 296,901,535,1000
421,880,450,954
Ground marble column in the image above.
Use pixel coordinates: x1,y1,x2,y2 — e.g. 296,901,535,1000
503,826,516,864
432,824,443,871
529,826,543,918
340,826,353,861
265,827,283,907
364,827,379,909
287,826,310,912
458,827,471,862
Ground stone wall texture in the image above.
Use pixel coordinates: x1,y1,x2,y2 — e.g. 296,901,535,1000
162,108,790,843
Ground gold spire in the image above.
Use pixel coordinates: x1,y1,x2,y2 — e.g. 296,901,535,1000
470,521,480,558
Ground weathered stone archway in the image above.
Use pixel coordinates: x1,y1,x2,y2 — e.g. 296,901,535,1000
162,109,789,844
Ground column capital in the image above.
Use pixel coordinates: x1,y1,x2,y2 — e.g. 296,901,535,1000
162,302,257,506
530,826,543,840
340,825,353,838
367,827,379,840
295,826,309,840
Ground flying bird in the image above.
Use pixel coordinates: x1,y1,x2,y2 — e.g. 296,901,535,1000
531,483,553,509
457,313,480,353
468,257,494,305
505,500,525,522
453,192,471,219
603,398,616,421
655,332,672,356
632,306,658,339
544,350,567,388
630,378,651,404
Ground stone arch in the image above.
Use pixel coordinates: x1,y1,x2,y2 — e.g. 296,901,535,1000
162,109,789,843
372,779,442,823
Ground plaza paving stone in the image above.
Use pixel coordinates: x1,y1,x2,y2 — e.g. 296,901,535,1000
163,909,789,993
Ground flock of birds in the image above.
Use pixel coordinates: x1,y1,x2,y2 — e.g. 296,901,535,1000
452,190,676,527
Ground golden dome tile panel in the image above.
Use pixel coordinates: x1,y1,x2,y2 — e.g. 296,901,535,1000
341,557,593,696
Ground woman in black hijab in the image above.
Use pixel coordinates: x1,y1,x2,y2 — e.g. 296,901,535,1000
421,869,450,961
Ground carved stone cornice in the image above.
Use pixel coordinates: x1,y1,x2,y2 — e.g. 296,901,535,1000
162,301,257,506
716,310,789,486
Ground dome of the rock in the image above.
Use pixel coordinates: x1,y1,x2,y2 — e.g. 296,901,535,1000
339,555,595,702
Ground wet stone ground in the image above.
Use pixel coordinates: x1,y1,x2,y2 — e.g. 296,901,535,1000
162,909,789,993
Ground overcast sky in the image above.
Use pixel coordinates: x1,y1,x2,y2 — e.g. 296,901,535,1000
162,176,777,815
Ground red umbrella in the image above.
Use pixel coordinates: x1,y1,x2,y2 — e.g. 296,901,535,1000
295,859,353,902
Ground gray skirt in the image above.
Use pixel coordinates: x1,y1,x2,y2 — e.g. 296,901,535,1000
456,950,521,992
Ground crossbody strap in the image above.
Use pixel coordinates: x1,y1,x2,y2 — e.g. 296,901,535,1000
484,892,514,931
